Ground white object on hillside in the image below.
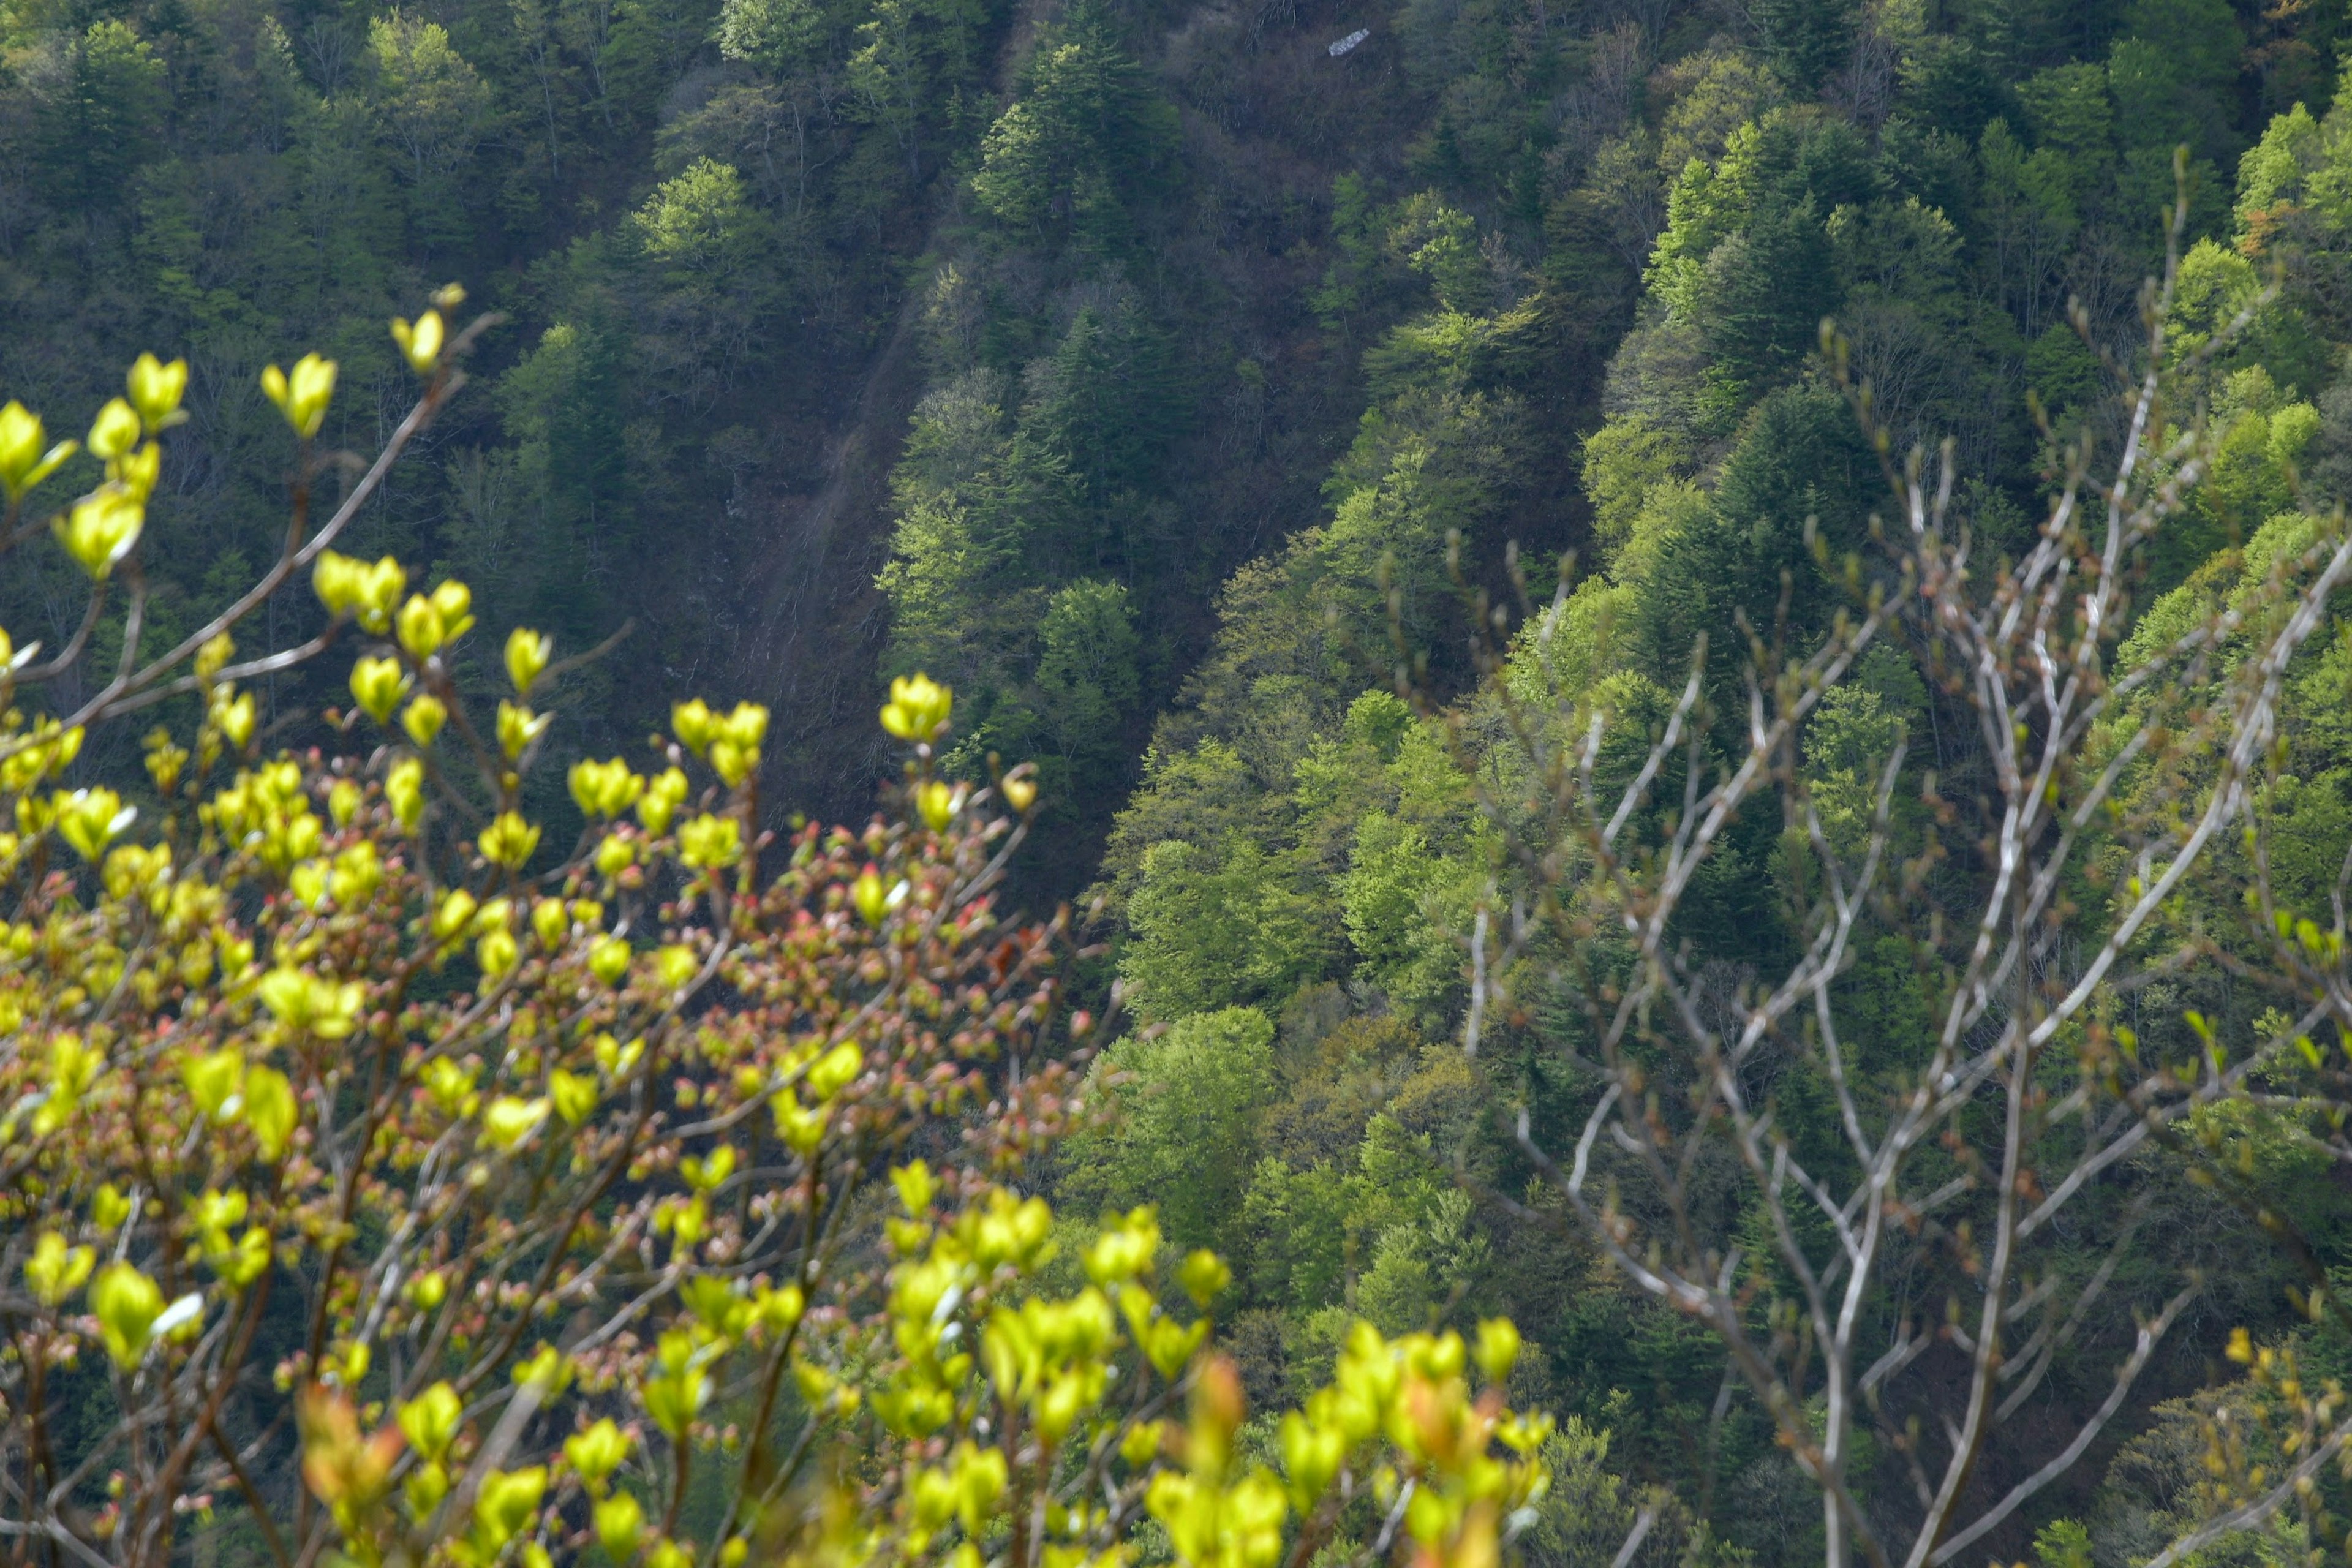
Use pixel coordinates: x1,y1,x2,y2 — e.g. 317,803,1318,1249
1327,28,1370,55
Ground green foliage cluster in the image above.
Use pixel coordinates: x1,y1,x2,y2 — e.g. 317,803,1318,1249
1013,0,2352,1555
0,0,1012,804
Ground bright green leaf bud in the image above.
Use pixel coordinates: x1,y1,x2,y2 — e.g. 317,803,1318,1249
127,353,189,432
594,1491,644,1561
355,557,406,632
852,868,893,927
396,594,445,660
549,1068,598,1125
430,579,474,641
311,552,353,613
671,698,715,753
891,1161,937,1215
481,1095,548,1150
1474,1317,1521,1385
390,309,445,375
505,627,552,695
807,1041,862,1099
589,937,631,985
396,1382,464,1462
637,768,688,834
89,1261,165,1368
0,401,75,502
244,1066,296,1159
472,1467,548,1554
565,1420,631,1494
181,1046,244,1121
571,758,644,818
595,833,635,878
260,353,336,439
54,788,134,861
677,813,741,870
497,701,550,762
512,1343,571,1395
210,687,255,751
477,927,520,978
880,672,952,744
401,693,447,749
86,398,141,462
917,780,956,831
349,656,410,724
110,440,160,500
1178,1249,1232,1307
386,757,426,831
54,488,142,579
479,812,541,870
23,1232,94,1308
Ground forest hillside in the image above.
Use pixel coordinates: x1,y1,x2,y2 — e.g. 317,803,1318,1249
16,0,2352,1554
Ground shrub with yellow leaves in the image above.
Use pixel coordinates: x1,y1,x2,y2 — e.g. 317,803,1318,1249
0,309,1548,1568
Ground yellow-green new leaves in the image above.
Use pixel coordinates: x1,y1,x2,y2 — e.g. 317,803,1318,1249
349,656,410,723
496,701,551,761
182,1046,244,1120
637,767,688,834
127,354,188,433
34,1035,105,1136
244,1065,298,1159
589,937,632,985
1177,1250,1231,1307
672,699,767,787
397,1383,462,1461
260,968,365,1039
569,758,643,818
86,398,141,462
23,1232,93,1307
55,488,142,579
481,1095,550,1151
398,594,446,660
386,757,426,831
880,671,952,744
594,1491,644,1561
1145,1360,1287,1568
853,867,902,926
312,552,407,632
905,1443,1007,1544
564,1420,631,1493
677,813,741,870
262,353,337,439
470,1466,546,1556
390,309,445,375
505,627,552,695
1474,1317,1520,1385
641,1330,712,1439
189,1190,271,1289
510,1344,569,1392
402,693,447,748
891,1159,938,1215
806,1041,862,1099
89,1261,165,1368
916,780,957,831
0,401,76,502
549,1068,598,1125
54,788,135,860
480,812,541,870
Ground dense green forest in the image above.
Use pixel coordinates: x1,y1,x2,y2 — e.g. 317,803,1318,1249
24,0,2352,1548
